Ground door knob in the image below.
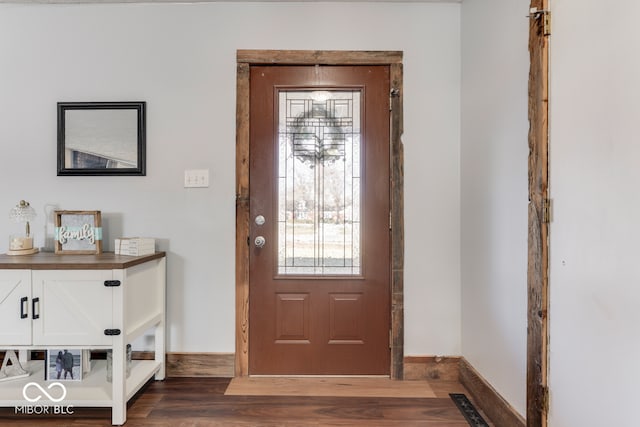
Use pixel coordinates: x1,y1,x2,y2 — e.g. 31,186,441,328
254,236,266,248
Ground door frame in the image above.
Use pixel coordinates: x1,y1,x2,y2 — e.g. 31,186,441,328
527,0,550,425
235,50,404,378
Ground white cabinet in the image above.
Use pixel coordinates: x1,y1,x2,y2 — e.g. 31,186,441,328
0,270,114,346
0,252,166,426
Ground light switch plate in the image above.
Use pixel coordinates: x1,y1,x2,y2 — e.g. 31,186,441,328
184,169,209,188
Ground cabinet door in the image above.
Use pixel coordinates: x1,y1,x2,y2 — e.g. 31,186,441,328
32,270,114,346
0,270,31,345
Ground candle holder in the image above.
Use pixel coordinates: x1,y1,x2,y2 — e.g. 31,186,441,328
7,200,39,256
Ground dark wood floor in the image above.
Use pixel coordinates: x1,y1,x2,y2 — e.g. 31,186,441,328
0,377,490,426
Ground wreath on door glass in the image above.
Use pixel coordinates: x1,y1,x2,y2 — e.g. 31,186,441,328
288,104,349,167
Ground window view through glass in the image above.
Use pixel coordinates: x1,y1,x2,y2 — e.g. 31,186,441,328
278,90,362,275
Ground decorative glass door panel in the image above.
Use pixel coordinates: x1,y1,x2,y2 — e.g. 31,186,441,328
277,90,361,276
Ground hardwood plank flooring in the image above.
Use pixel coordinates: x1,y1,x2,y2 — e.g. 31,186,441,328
0,378,492,426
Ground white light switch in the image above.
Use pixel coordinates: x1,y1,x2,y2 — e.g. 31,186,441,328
184,169,210,188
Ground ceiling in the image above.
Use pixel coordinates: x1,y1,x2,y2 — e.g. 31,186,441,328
2,0,461,4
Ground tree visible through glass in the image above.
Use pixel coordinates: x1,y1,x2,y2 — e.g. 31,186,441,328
278,90,361,275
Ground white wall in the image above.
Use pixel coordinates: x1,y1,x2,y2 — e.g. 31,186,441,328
549,1,640,426
0,2,461,355
460,0,529,417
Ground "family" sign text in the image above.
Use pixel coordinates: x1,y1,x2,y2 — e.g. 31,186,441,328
57,224,97,244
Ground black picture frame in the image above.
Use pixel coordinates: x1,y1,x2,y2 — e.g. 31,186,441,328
45,349,83,381
57,101,146,176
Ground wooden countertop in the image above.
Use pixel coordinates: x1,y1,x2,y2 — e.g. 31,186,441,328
0,251,166,270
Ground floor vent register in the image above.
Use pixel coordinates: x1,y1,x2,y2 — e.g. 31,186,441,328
449,393,490,427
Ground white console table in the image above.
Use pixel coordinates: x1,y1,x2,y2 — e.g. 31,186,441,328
0,252,166,425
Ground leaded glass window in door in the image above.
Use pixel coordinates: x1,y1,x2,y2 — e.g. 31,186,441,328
277,90,361,275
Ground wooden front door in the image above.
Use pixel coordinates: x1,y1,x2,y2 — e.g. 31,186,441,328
249,65,391,375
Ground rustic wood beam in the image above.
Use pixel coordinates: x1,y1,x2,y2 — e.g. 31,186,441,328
527,0,550,425
237,50,403,65
235,62,250,377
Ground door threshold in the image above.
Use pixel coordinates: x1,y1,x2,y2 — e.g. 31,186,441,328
248,374,391,378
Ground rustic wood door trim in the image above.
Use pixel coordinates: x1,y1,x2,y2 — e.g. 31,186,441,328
236,50,404,378
527,1,550,426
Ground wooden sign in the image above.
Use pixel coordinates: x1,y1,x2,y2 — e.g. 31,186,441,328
54,210,103,254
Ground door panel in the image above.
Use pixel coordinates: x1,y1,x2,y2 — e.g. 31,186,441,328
0,270,31,345
328,293,364,343
249,65,390,375
274,293,310,343
32,270,113,346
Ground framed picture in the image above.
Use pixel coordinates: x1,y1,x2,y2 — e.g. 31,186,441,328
57,101,146,176
54,210,103,254
45,349,83,381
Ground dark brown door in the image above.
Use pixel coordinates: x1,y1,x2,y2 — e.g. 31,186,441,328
249,65,391,375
